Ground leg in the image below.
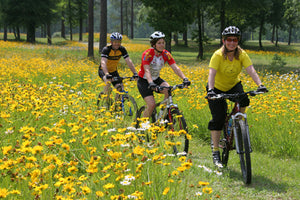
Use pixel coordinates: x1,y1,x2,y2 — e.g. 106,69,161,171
211,130,222,151
143,96,156,118
114,83,124,102
159,81,170,100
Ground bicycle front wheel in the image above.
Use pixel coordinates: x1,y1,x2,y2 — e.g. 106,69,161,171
166,108,189,156
236,119,252,184
119,94,137,119
97,91,113,110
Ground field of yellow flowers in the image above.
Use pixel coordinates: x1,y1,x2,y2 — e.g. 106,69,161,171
0,40,299,199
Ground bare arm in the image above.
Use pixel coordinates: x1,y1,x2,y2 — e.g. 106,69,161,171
208,68,217,90
144,64,153,83
245,65,262,86
170,63,187,80
124,57,137,74
101,57,109,75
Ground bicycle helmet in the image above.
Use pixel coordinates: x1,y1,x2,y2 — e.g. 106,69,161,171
222,26,241,38
150,31,165,46
110,32,123,41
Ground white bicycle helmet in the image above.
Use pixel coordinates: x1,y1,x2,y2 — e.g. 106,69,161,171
222,26,241,38
110,32,123,40
150,31,165,46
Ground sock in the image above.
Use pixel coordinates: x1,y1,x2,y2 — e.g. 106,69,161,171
213,147,219,152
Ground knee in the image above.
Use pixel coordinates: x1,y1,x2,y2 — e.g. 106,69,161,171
147,102,156,111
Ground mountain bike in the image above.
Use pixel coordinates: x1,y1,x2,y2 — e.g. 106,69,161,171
135,83,189,156
211,90,266,184
97,76,137,118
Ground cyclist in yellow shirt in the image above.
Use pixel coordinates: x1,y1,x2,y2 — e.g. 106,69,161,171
98,32,138,95
206,26,268,167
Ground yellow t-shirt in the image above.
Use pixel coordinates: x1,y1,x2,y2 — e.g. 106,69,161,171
208,49,252,91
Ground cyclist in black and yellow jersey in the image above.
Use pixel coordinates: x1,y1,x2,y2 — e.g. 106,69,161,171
98,32,138,94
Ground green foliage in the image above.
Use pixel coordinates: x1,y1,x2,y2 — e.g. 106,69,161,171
271,53,287,67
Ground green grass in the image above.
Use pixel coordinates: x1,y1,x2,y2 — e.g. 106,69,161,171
0,35,299,199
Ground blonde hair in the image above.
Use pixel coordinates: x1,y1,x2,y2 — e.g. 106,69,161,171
221,45,242,60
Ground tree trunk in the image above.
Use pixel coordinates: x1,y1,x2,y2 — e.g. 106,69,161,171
79,17,83,41
121,0,123,34
88,0,94,58
16,27,20,40
271,24,275,43
47,22,52,45
68,0,73,40
183,28,188,46
275,26,278,47
130,0,134,39
100,0,107,53
220,0,225,46
197,4,203,60
26,23,36,43
259,13,264,49
173,33,178,45
61,11,66,39
165,32,172,53
288,26,292,45
4,24,7,41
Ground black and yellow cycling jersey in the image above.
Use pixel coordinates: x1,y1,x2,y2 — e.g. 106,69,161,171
100,45,129,73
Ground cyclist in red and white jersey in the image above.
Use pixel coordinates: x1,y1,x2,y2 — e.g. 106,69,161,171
137,31,191,118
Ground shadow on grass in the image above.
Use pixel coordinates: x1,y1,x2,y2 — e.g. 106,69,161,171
227,169,290,193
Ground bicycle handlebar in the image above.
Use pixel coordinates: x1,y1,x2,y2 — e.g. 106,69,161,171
208,90,266,100
157,84,185,91
111,76,135,82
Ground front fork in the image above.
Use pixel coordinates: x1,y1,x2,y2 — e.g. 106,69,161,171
232,113,252,154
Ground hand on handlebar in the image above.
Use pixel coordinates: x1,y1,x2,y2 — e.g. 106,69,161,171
183,78,191,87
148,82,159,92
105,74,112,80
257,84,268,93
132,73,139,81
206,89,217,99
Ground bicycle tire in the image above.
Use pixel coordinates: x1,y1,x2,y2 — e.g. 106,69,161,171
135,105,156,142
119,94,137,118
167,108,189,155
97,91,113,110
236,120,252,184
221,128,230,167
135,106,156,129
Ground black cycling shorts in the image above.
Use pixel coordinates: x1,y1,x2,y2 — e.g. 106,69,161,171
207,81,250,130
98,67,122,86
137,77,165,98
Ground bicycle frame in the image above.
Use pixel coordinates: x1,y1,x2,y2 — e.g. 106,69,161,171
153,85,183,123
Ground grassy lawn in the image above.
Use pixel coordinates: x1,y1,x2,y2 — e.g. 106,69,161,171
0,34,299,199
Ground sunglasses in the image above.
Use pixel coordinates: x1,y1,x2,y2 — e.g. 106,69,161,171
226,38,239,43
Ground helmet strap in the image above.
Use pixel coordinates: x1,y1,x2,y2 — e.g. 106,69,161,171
153,45,163,53
225,46,235,53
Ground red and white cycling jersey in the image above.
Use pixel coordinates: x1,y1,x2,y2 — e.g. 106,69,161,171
138,48,176,80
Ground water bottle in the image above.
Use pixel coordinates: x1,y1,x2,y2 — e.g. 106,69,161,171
227,118,232,136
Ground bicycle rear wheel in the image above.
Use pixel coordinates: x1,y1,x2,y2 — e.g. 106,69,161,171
236,119,252,184
135,105,156,142
135,106,156,128
166,108,189,156
97,91,113,110
221,129,230,167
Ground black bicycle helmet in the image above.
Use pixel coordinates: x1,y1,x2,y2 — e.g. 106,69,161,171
150,31,165,46
222,26,241,38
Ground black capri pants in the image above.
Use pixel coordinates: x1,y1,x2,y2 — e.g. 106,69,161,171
207,81,250,130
